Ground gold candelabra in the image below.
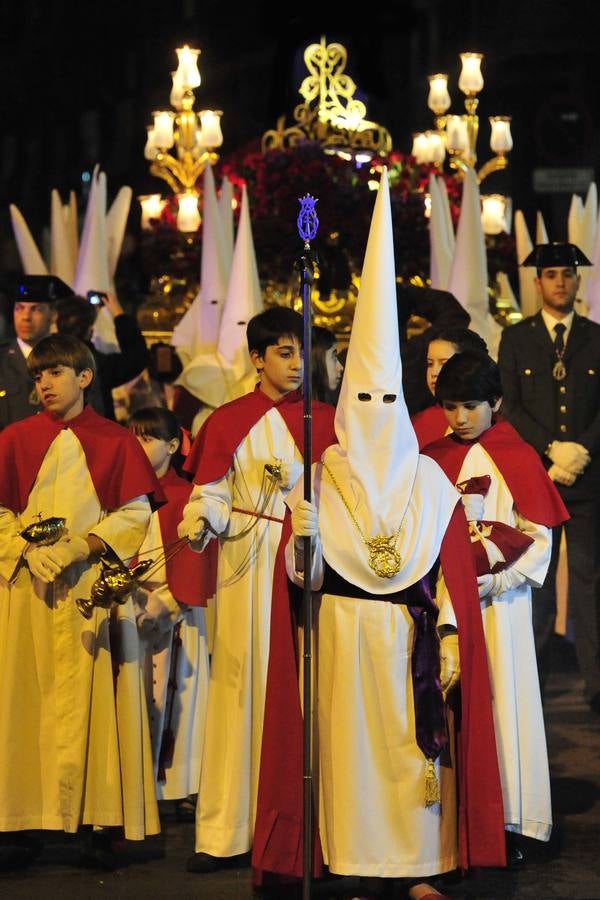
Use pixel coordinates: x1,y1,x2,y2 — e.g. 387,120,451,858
141,45,223,232
412,52,513,185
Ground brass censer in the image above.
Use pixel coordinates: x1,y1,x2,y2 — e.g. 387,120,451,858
20,514,67,546
76,552,154,620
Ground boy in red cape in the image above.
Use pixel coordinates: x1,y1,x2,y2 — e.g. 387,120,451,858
423,351,569,865
178,306,336,873
0,334,164,869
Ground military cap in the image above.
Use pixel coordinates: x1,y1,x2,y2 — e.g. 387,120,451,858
520,242,592,268
1,274,74,304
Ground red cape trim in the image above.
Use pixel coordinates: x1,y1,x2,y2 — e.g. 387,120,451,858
411,404,448,450
423,417,569,528
441,505,506,868
0,406,165,515
184,388,337,484
157,467,217,607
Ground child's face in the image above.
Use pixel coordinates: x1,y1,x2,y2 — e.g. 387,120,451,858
440,398,500,441
250,335,304,400
426,340,458,395
325,344,343,391
33,364,92,421
135,433,178,477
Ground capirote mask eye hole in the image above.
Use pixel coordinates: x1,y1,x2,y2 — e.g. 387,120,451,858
383,394,397,403
357,392,372,402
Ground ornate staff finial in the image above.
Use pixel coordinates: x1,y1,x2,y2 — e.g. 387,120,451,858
297,193,319,247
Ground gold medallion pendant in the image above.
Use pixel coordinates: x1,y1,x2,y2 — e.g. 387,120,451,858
367,535,402,578
552,360,567,381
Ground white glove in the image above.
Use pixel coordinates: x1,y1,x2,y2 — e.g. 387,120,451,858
178,508,210,548
291,500,319,539
24,544,63,583
476,573,495,598
478,567,525,598
547,441,590,475
44,535,90,572
440,632,460,696
461,493,485,522
547,463,577,486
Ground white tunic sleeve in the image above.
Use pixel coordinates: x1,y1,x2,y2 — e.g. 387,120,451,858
0,507,27,582
183,476,232,538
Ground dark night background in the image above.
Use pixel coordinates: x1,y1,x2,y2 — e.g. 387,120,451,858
0,0,599,271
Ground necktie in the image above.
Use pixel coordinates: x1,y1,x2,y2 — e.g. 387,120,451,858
554,322,566,353
552,323,566,380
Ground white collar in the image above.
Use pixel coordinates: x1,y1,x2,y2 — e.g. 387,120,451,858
541,308,575,342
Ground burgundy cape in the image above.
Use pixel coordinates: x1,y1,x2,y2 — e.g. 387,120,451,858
411,404,448,450
156,467,217,607
0,405,165,515
183,388,336,883
423,416,569,528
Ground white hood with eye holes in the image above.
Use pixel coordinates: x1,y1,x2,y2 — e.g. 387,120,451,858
319,168,460,594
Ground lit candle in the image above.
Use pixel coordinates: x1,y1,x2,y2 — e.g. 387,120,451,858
198,110,223,148
411,132,430,164
489,116,513,153
446,115,469,152
138,194,165,230
481,194,508,234
175,45,201,90
458,52,484,95
427,131,446,164
152,111,175,149
170,71,185,110
144,126,158,161
427,74,451,115
176,192,201,232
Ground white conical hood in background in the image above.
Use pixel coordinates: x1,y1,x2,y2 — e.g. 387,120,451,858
535,210,549,244
496,271,519,312
447,167,500,352
9,204,48,274
171,164,229,365
50,188,76,286
319,168,458,593
578,182,597,308
106,186,133,280
73,167,119,353
218,175,234,273
584,203,600,323
428,174,455,290
514,210,540,317
177,184,263,409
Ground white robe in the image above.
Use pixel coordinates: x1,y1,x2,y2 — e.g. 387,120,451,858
182,407,303,857
136,509,209,801
0,429,160,839
285,473,459,878
445,442,553,841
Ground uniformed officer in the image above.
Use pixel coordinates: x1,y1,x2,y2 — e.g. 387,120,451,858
497,242,600,712
0,274,72,430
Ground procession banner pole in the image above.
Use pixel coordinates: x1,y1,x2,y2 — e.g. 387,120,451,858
296,194,319,900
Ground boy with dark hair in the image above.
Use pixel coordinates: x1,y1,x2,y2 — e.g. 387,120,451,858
411,326,488,449
178,306,336,874
0,333,163,869
423,351,568,864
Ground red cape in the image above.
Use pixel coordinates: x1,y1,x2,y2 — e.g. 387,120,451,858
423,417,569,528
184,388,337,484
411,403,448,450
0,406,165,514
441,505,506,868
156,467,217,607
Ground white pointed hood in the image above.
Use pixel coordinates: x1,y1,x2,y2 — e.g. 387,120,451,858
171,164,229,363
73,168,119,353
318,169,459,593
50,189,76,286
176,184,262,407
428,173,455,290
218,174,235,273
106,186,133,280
514,210,540,317
9,204,48,274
